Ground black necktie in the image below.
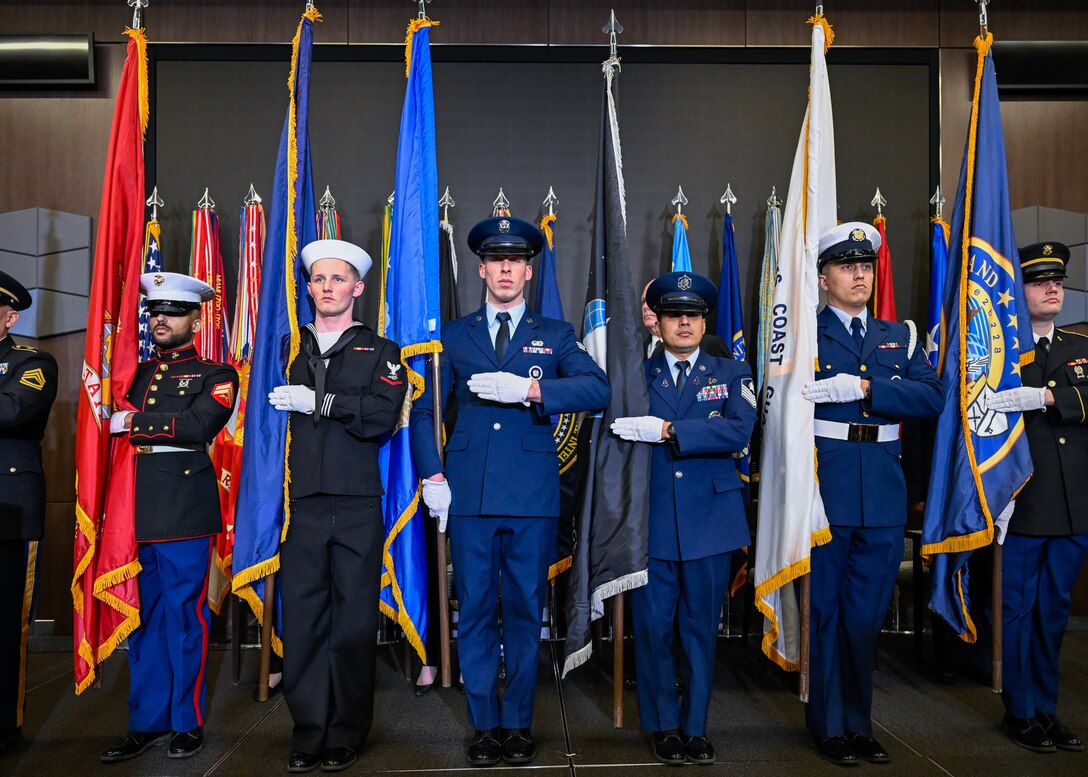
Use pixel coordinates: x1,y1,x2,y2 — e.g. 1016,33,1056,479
1037,335,1050,366
675,360,689,394
851,316,865,351
495,311,512,362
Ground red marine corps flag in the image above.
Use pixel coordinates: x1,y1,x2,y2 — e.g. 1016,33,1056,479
189,190,230,363
72,23,150,693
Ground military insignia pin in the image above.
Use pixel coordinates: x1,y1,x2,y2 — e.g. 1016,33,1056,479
532,340,544,347
529,365,543,380
677,274,692,291
154,274,165,286
0,363,7,375
498,219,511,234
1043,244,1054,255
851,228,866,242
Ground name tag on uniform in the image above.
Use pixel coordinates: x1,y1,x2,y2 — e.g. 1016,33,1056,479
523,346,553,354
696,384,728,402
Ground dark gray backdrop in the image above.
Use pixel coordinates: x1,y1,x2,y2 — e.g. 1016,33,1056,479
153,52,932,339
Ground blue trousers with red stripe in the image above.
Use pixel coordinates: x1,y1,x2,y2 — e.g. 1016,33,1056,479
128,537,212,733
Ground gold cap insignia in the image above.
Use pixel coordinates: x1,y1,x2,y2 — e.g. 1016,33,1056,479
153,274,165,286
1043,244,1054,255
851,228,867,242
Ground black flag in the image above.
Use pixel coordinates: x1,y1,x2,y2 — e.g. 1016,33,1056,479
562,58,651,676
439,220,460,322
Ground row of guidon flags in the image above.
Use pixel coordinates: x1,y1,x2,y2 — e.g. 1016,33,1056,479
71,6,1025,694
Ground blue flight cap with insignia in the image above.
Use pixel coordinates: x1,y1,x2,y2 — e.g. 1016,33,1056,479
140,271,215,315
646,271,718,316
1019,241,1069,283
467,216,544,259
817,221,882,271
0,270,32,311
300,238,373,279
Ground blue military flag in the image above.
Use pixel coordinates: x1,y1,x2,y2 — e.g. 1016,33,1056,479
671,213,692,272
137,219,163,362
922,33,1035,641
232,6,321,653
927,217,950,369
376,15,442,662
716,212,746,361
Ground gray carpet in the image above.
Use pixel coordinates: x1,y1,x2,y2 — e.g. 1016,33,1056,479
5,630,1087,775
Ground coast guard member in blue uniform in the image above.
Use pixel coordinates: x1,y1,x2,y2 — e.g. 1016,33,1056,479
102,272,237,764
988,242,1088,754
801,223,942,766
411,216,609,766
612,272,755,766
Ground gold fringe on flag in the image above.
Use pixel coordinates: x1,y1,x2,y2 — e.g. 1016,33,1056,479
672,212,689,232
539,213,556,251
404,17,441,78
122,27,149,136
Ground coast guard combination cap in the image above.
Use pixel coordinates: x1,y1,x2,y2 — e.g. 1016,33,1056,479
817,221,882,271
645,271,718,316
140,272,215,315
1018,241,1069,283
300,239,373,279
467,216,544,259
0,270,32,311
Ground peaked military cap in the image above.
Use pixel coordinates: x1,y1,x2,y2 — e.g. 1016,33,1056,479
467,216,544,259
817,221,882,271
0,270,32,311
646,271,717,316
1019,241,1069,283
140,271,215,315
301,238,373,279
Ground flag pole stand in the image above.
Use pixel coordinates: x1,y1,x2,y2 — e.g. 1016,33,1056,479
256,573,276,702
612,593,624,728
432,352,452,688
799,573,811,703
991,541,1003,693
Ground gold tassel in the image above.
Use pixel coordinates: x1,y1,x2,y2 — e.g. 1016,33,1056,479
672,213,689,232
123,27,149,137
807,13,834,53
539,213,556,251
404,18,441,78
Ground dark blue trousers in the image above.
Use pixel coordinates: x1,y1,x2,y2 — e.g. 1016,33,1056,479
807,525,902,740
128,537,213,733
448,515,556,730
1001,532,1088,719
632,552,730,736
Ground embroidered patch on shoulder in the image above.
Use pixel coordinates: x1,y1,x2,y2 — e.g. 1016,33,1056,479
19,368,46,391
741,377,757,408
380,376,404,386
211,381,235,408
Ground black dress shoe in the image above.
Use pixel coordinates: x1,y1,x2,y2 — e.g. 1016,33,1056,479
100,730,169,764
1037,712,1084,752
287,751,321,773
683,735,716,764
467,728,502,766
845,732,889,763
1002,715,1056,753
816,735,859,766
502,728,536,764
168,728,204,759
414,682,434,697
321,747,358,771
652,730,686,766
0,728,22,755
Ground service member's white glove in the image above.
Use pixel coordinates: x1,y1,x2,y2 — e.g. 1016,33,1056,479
994,499,1016,545
268,385,316,414
467,372,532,404
109,410,132,434
802,373,865,404
421,477,452,532
989,386,1046,413
610,416,667,443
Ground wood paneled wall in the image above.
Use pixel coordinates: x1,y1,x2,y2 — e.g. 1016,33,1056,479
4,0,1088,630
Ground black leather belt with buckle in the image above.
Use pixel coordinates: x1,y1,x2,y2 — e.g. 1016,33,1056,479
847,424,881,443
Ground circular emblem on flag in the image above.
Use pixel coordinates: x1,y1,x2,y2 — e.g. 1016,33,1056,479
529,365,543,380
1043,244,1054,255
850,228,867,242
153,274,165,286
677,274,693,291
498,219,511,234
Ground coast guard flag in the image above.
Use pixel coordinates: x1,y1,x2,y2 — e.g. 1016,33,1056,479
376,15,442,663
671,213,692,272
927,217,950,369
232,6,321,654
756,199,782,394
754,14,836,671
922,32,1034,641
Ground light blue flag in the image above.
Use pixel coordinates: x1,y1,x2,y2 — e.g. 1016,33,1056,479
671,214,692,272
926,218,950,369
922,39,1034,641
232,8,320,652
377,19,441,662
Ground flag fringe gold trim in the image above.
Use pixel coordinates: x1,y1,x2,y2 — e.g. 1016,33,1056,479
401,341,443,402
379,489,427,664
672,213,689,232
548,555,572,580
807,13,834,53
404,18,440,77
539,213,556,251
74,638,97,695
122,27,149,136
71,501,96,614
232,556,285,657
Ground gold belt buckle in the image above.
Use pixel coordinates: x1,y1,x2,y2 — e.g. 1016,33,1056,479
136,445,152,455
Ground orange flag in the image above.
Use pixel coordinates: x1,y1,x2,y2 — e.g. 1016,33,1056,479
872,214,898,321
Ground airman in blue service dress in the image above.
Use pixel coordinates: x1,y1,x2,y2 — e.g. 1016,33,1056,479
101,272,237,764
268,239,404,774
988,242,1088,754
412,216,610,766
0,271,57,756
801,223,942,766
612,272,756,766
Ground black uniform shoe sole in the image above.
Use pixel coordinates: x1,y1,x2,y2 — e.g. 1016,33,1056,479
168,741,204,759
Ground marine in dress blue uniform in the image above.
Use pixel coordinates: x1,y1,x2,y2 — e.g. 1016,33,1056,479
612,272,756,766
101,273,237,765
411,217,609,766
987,242,1088,753
0,272,57,757
801,223,942,766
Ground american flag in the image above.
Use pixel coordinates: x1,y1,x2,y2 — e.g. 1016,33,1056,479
137,219,162,361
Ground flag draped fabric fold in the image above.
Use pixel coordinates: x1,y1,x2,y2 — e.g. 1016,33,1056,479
190,206,230,363
756,201,782,395
232,7,320,655
922,33,1034,641
716,212,751,494
872,214,898,321
562,59,651,677
137,220,162,362
72,26,149,694
927,217,950,369
671,213,692,272
376,17,442,663
753,14,836,672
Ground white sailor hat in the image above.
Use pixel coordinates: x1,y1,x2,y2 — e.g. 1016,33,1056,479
140,271,215,314
817,221,882,270
300,239,373,279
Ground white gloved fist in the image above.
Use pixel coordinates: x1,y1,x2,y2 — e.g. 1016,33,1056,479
421,477,452,532
994,499,1016,545
109,410,132,434
268,385,316,414
467,372,532,404
989,386,1046,413
610,416,667,443
802,373,865,404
